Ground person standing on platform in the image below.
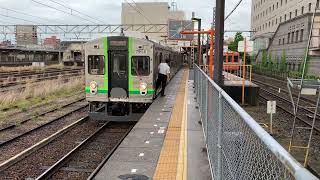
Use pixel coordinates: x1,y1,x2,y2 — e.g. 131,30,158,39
156,59,171,97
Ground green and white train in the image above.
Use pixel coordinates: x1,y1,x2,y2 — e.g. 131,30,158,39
84,36,183,120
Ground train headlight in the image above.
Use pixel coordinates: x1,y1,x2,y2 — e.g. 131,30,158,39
90,81,98,94
139,82,147,96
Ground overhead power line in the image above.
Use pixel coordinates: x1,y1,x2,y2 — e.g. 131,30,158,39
47,0,106,24
130,0,147,15
0,13,39,24
225,0,243,21
0,7,64,24
31,0,98,24
0,19,12,24
124,0,153,24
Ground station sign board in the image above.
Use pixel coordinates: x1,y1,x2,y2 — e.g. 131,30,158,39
168,20,194,41
238,40,254,52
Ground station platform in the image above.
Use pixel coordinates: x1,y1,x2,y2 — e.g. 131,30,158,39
93,69,211,180
223,71,259,106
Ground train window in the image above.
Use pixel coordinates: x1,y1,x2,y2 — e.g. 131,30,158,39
112,54,126,73
88,55,104,75
223,56,226,63
234,55,239,62
131,56,150,76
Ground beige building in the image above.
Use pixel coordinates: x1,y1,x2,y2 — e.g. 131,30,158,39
251,0,318,52
121,2,185,42
61,41,85,66
15,25,38,46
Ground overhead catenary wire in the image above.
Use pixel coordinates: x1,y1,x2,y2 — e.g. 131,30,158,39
0,7,64,24
31,0,98,24
47,0,106,24
0,13,39,24
225,0,243,21
124,0,153,24
0,19,13,24
130,0,148,15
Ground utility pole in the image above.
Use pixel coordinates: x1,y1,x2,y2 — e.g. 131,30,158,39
213,0,225,86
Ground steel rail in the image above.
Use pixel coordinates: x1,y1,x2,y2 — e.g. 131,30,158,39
259,89,320,133
87,124,135,180
0,116,89,172
35,122,135,180
252,78,316,106
255,81,320,120
0,102,88,147
0,97,85,132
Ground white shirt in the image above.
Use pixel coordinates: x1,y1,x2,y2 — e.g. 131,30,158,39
158,63,170,75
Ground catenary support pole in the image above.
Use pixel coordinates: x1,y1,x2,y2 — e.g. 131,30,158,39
213,0,225,86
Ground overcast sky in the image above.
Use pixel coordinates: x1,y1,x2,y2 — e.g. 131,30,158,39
0,0,252,39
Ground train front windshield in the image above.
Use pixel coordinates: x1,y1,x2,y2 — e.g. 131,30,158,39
88,55,104,75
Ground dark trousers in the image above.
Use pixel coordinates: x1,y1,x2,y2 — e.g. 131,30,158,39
156,73,167,96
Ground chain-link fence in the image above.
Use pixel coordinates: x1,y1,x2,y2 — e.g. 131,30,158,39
194,65,318,180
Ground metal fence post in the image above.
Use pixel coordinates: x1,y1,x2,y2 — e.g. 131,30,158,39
195,69,198,96
217,91,223,180
205,79,208,144
197,68,200,100
200,73,203,112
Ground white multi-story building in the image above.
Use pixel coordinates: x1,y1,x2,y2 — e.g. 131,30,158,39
250,0,320,76
251,0,318,52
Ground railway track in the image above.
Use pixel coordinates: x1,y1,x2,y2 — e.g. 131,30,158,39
0,97,86,133
0,68,82,79
0,118,134,179
0,74,83,93
0,99,88,164
252,73,316,104
255,79,320,134
0,69,84,90
0,116,93,175
36,122,134,180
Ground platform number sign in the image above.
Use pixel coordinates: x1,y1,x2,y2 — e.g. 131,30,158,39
267,101,276,134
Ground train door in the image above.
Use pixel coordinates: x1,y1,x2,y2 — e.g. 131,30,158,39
108,51,128,97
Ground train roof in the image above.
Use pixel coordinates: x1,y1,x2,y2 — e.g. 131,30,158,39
86,36,180,53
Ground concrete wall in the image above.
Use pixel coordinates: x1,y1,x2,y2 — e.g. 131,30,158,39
268,14,311,65
256,12,320,76
251,0,317,53
251,0,316,38
309,57,320,76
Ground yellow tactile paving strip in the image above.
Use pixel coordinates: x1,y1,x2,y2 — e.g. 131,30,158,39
153,69,189,180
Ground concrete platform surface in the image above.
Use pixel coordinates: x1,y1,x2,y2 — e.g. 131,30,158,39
93,69,211,180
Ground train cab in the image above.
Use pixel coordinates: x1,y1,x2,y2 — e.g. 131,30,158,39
84,36,182,121
223,51,241,71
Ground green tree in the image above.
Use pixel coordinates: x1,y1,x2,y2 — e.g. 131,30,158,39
280,50,287,72
299,49,311,77
261,50,268,67
268,52,273,69
228,32,244,52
